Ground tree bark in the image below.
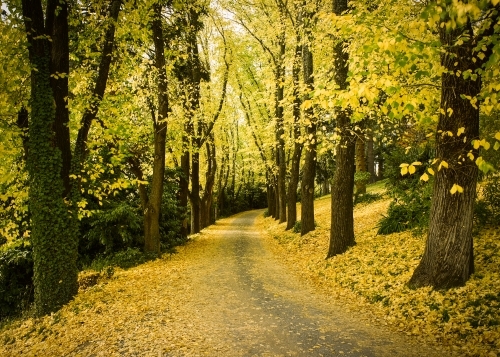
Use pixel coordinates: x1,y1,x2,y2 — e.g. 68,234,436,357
286,42,303,230
300,5,316,236
327,112,356,257
408,10,496,288
366,135,376,183
327,0,356,257
179,148,190,238
355,135,367,194
22,0,78,315
144,2,169,254
201,140,217,229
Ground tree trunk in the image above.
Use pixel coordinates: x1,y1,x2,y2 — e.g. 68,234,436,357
366,136,376,183
409,18,485,289
327,0,356,257
201,141,217,229
275,25,287,224
144,2,169,254
286,41,303,231
22,0,78,315
268,180,276,218
72,0,122,191
179,148,190,238
327,113,356,257
191,145,201,233
300,7,316,236
355,135,367,194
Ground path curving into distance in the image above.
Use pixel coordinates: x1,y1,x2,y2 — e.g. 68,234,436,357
0,210,447,357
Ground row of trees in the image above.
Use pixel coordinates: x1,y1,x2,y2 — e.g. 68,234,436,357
0,0,267,316
222,0,500,290
1,0,499,316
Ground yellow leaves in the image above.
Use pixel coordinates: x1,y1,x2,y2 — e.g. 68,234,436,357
457,127,465,136
420,173,429,182
261,191,500,357
438,160,448,171
301,100,313,110
473,139,490,150
400,161,421,176
450,184,464,195
476,156,495,174
494,132,500,151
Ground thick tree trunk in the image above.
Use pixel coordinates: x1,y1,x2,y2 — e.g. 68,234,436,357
22,0,78,315
327,113,356,257
286,42,303,231
144,2,169,254
47,0,72,197
327,0,356,257
409,21,483,289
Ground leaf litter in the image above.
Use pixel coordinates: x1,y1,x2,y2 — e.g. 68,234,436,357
260,193,500,357
0,204,459,357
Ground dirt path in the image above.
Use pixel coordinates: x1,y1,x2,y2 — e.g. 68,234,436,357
1,210,445,357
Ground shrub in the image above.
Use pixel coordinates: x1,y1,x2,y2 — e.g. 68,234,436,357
475,175,500,228
87,247,157,272
0,243,34,319
82,202,142,254
77,270,101,291
378,143,434,235
159,168,188,250
354,192,382,206
293,220,301,233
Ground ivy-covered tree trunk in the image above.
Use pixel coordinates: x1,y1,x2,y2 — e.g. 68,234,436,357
286,42,303,231
22,0,78,315
327,0,356,257
408,13,488,289
144,2,169,254
300,6,316,236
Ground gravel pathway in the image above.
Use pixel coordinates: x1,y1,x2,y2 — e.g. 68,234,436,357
0,210,447,357
157,210,442,357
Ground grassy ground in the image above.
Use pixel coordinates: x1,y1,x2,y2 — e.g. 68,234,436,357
259,182,500,357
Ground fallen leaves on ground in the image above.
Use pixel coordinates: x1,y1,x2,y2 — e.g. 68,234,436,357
259,193,500,357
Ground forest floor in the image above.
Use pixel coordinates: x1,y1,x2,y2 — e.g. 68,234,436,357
261,184,500,357
0,185,498,356
1,210,448,357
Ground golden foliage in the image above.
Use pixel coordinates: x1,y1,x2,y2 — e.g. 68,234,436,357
260,192,500,357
